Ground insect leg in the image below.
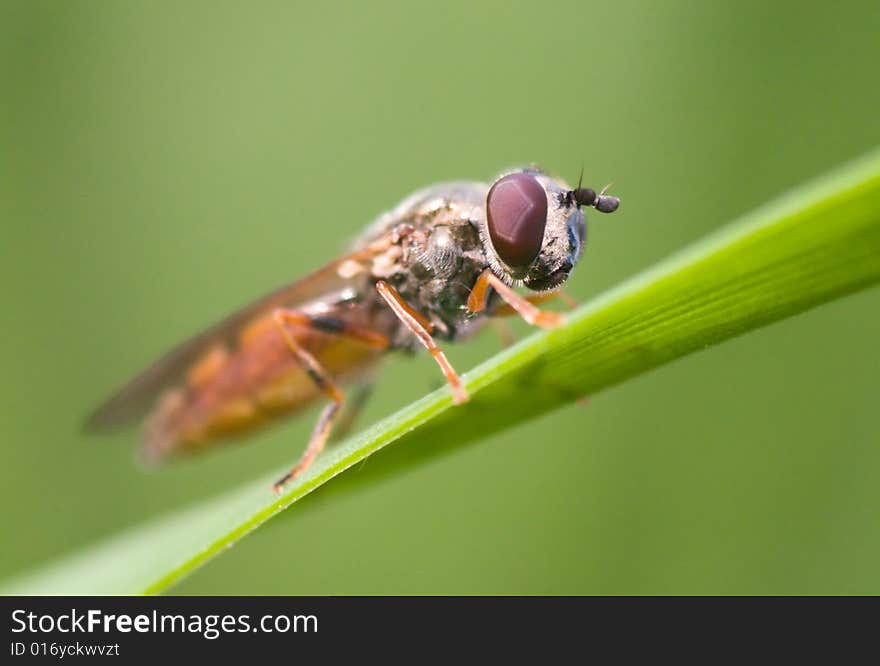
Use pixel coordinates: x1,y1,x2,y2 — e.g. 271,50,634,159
330,378,376,443
273,400,341,493
558,289,579,310
375,280,469,405
467,269,565,328
492,290,577,345
483,291,588,403
477,286,587,404
270,309,389,493
490,289,580,318
491,319,517,348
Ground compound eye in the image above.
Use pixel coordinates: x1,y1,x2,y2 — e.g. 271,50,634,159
486,173,548,271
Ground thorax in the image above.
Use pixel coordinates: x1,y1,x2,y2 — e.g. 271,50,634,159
356,181,493,341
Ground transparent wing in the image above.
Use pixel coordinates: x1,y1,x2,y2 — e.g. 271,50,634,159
84,248,379,432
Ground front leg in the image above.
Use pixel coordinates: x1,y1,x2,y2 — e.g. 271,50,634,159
467,269,566,328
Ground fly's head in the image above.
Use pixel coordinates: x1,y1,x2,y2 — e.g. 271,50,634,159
479,167,619,292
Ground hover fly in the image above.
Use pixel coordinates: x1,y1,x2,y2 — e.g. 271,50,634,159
87,167,619,492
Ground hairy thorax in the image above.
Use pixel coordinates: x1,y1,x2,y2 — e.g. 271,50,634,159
357,184,493,342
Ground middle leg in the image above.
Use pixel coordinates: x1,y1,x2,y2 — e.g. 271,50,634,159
375,280,469,405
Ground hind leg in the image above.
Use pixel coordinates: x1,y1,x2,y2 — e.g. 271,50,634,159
270,309,389,493
330,379,376,443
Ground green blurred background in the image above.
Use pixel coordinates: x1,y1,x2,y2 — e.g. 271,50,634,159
2,0,879,594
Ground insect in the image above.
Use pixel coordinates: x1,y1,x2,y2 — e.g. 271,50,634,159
86,167,619,493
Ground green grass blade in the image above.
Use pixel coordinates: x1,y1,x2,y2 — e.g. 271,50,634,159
4,148,880,595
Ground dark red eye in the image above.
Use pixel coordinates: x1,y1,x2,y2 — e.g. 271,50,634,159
486,173,548,271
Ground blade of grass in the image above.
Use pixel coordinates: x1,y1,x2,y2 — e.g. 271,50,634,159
4,148,880,595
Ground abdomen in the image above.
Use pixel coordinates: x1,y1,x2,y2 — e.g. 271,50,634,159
142,310,383,462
